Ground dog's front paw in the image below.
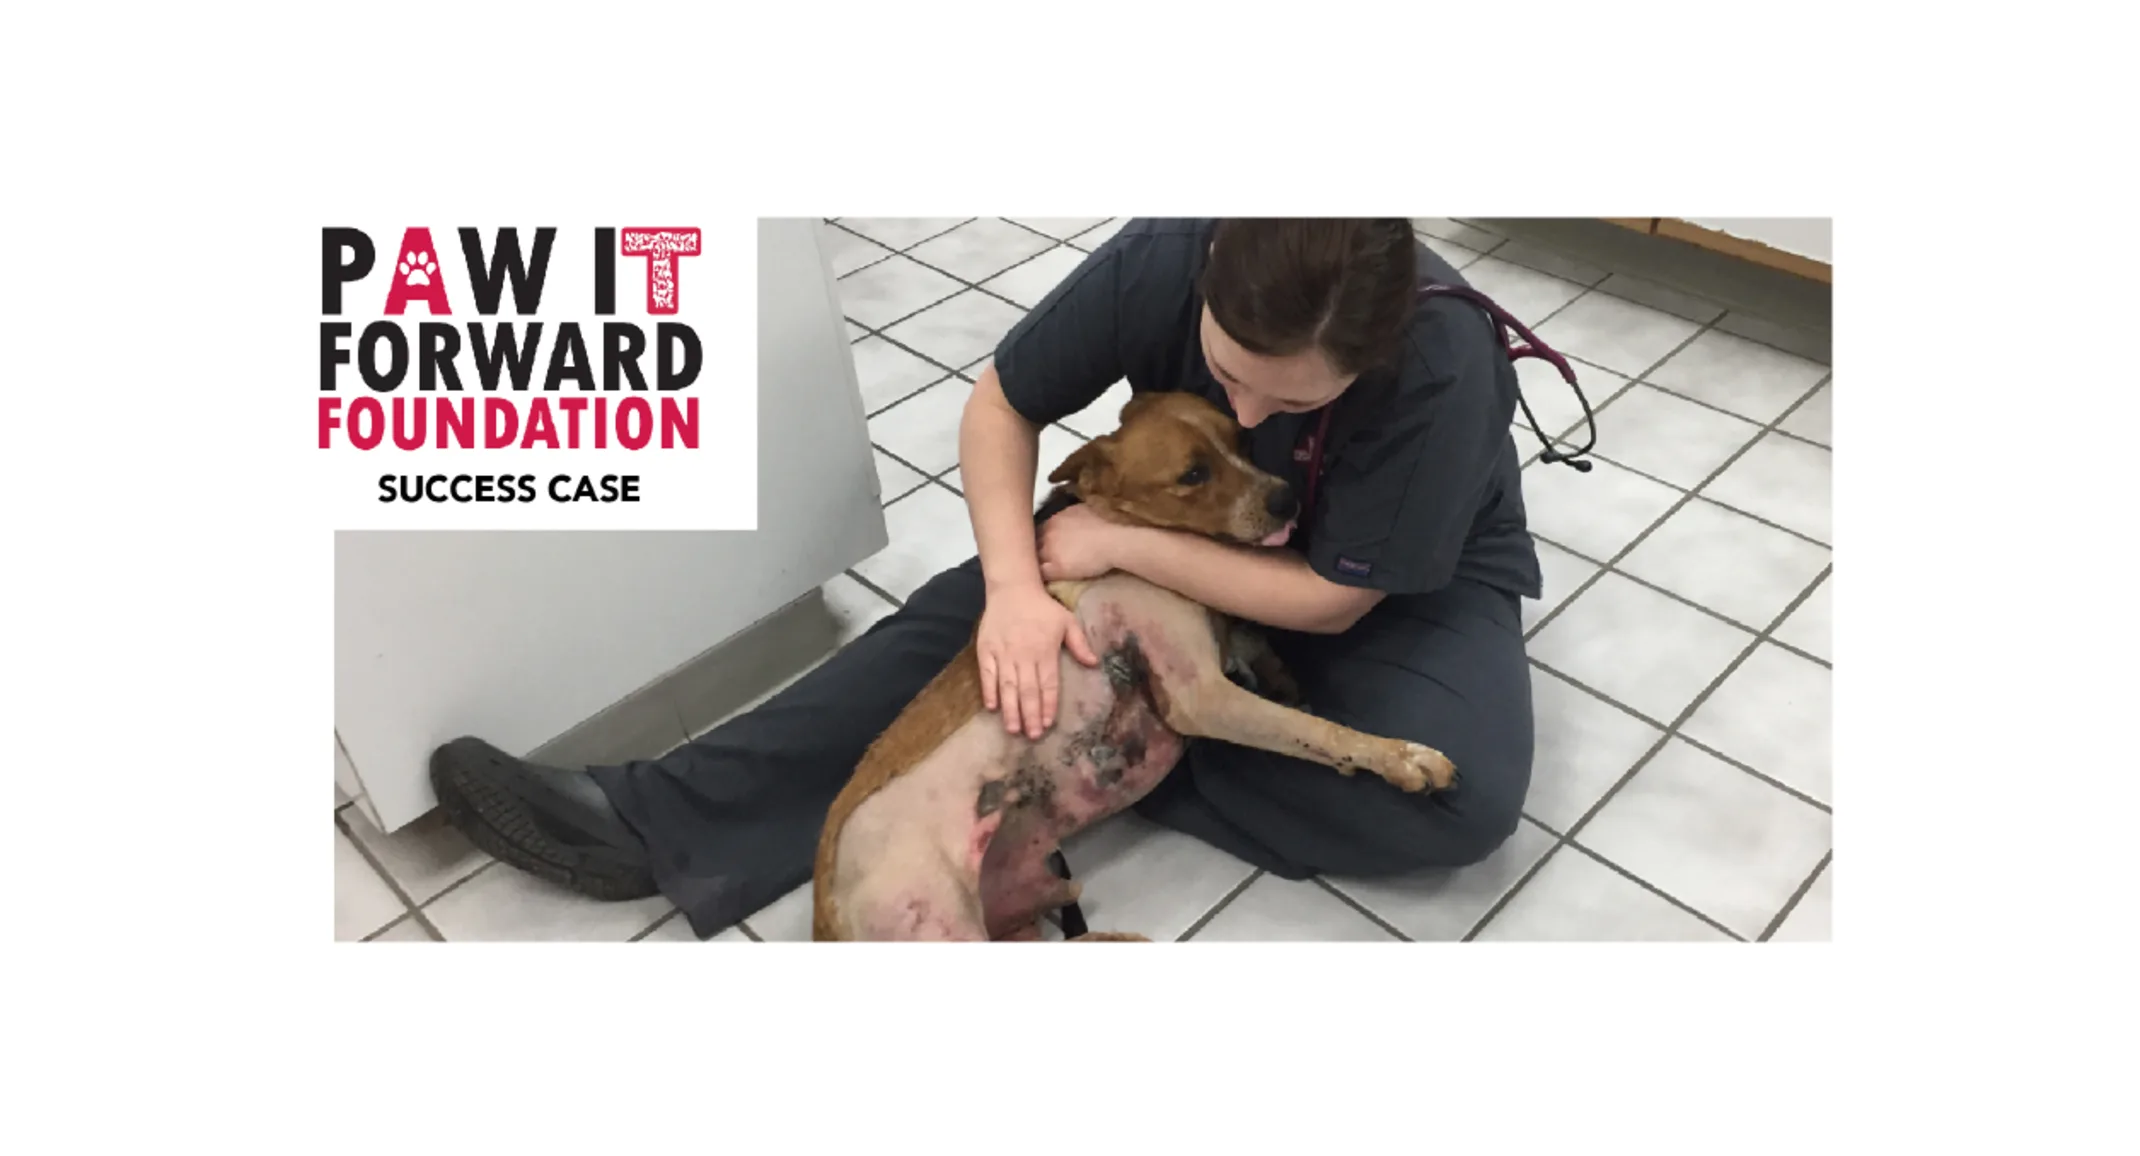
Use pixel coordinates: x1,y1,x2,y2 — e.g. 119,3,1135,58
1380,742,1458,793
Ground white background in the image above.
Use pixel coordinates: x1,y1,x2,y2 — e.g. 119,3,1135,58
4,0,2133,1150
316,220,757,529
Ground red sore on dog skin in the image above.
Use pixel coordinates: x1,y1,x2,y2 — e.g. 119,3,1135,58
966,811,1004,875
965,603,1193,939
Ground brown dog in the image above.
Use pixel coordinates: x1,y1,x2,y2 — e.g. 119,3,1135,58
811,392,1457,942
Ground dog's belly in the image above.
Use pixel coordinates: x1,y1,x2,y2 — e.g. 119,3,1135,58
836,577,1211,940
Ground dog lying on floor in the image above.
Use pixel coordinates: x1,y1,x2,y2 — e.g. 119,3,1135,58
812,392,1458,942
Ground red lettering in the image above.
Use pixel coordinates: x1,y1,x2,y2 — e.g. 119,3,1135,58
382,227,454,316
620,228,701,315
660,397,698,448
484,398,519,448
319,397,342,448
437,398,476,448
558,397,589,446
391,396,427,450
348,397,384,449
617,397,652,449
522,397,561,449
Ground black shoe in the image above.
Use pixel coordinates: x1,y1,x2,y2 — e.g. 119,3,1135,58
429,737,658,901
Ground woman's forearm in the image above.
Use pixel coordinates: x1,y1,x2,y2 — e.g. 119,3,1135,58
1111,527,1382,634
960,365,1047,596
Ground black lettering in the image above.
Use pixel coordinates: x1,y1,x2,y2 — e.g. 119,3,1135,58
544,323,595,390
617,475,640,502
519,475,538,502
467,323,542,391
572,475,599,502
322,228,374,315
549,474,571,502
427,475,450,502
657,322,700,391
358,322,408,392
419,323,463,391
458,227,555,316
378,474,397,503
321,323,352,391
603,323,648,390
594,227,616,315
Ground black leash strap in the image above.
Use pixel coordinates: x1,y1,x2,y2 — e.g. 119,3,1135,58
1049,849,1089,938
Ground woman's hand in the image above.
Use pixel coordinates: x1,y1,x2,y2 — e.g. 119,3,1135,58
976,582,1101,740
1037,504,1128,583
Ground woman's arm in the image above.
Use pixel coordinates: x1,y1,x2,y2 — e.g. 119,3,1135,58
960,365,1046,597
960,365,1101,739
1040,506,1384,634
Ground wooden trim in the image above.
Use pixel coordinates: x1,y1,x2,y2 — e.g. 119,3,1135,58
1600,217,1658,234
1654,218,1831,284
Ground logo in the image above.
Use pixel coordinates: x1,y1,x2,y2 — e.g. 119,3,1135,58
317,226,707,506
1334,556,1373,578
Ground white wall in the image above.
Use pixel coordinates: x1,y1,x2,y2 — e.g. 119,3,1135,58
335,219,888,830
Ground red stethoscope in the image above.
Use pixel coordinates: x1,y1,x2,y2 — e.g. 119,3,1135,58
1293,282,1598,531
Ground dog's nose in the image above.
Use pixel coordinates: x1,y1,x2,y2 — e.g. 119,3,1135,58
1266,484,1299,521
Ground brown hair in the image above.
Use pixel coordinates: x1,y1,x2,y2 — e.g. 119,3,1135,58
1199,219,1420,377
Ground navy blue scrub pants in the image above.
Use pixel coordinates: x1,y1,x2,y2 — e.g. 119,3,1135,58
591,553,1534,940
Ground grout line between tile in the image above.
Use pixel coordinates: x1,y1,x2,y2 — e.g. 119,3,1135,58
1543,439,1831,552
1765,425,1830,452
865,371,962,421
1474,339,1834,938
1516,367,1832,650
1528,529,1833,669
1525,655,1833,817
336,808,448,942
1310,877,1414,941
629,908,683,942
842,567,906,610
361,910,428,942
828,217,1073,338
1459,842,1566,941
1501,574,1829,936
1176,869,1264,941
417,858,497,916
871,442,946,494
1758,850,1832,942
1560,841,1748,941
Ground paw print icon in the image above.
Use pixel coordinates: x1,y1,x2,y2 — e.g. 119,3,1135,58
398,251,438,286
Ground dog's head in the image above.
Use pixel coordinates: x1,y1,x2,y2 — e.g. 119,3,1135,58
1046,391,1300,547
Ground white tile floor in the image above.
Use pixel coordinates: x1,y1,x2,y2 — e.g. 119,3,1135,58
337,217,1832,944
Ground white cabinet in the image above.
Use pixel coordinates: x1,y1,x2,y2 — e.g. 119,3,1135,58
1679,218,1831,264
335,219,888,832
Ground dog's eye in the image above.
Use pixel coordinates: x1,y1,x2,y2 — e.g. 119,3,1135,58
1176,463,1210,486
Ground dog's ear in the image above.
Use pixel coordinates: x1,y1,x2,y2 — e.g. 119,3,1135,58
1047,436,1115,493
1118,390,1160,426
